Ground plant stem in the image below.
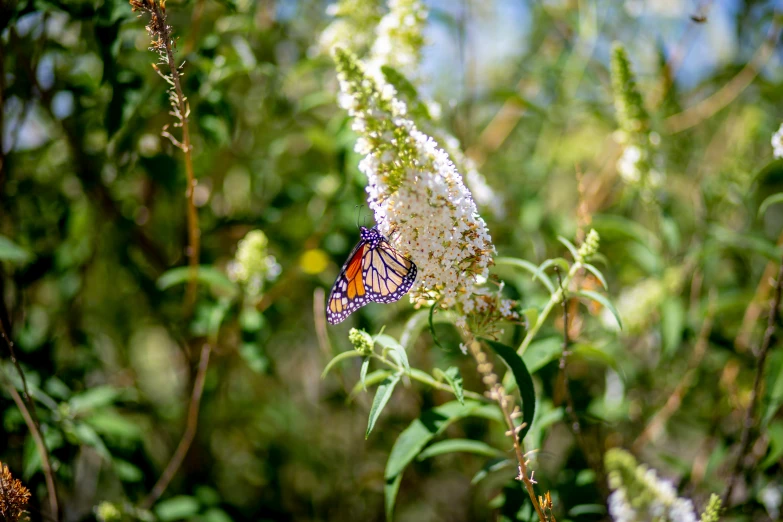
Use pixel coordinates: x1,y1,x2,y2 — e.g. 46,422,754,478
723,257,783,506
150,0,200,312
141,343,211,509
518,260,583,356
371,354,489,403
468,340,546,522
0,326,58,520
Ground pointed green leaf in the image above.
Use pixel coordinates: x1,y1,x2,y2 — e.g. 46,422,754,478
483,338,536,441
69,386,125,415
157,266,240,298
417,439,504,461
759,192,783,217
471,458,514,485
321,350,363,378
376,334,410,373
576,290,623,329
349,370,394,402
557,236,580,260
0,235,33,264
660,297,685,357
360,357,370,390
366,373,401,439
434,367,464,405
583,263,608,290
522,337,562,374
384,474,403,521
494,257,556,294
155,496,200,521
532,258,570,295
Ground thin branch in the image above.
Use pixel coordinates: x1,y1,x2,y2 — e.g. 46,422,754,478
468,340,547,522
0,368,58,521
141,343,211,509
665,14,780,133
722,257,783,506
0,325,58,520
133,0,201,311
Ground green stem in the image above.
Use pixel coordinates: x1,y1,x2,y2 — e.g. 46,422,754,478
370,354,489,402
517,260,584,356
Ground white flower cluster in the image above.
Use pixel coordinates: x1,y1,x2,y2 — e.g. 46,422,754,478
227,230,281,297
772,123,783,159
607,450,698,522
368,0,428,78
316,0,381,57
334,49,495,318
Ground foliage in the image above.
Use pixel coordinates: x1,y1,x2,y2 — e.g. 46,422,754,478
2,0,783,521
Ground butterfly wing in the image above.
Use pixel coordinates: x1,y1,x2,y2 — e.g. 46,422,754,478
326,239,371,324
363,241,417,304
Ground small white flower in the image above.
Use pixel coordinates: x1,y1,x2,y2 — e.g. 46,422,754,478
772,123,783,159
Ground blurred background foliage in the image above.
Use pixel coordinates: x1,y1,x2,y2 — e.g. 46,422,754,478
2,0,783,520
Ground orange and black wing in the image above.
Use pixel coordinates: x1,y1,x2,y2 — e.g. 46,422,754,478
326,240,371,324
363,242,417,304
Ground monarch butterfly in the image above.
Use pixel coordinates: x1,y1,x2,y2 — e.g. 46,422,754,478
327,226,417,324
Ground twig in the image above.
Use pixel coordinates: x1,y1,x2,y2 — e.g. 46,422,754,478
133,0,201,311
141,343,211,509
0,325,58,520
722,257,783,506
0,368,58,521
468,340,547,522
665,14,780,133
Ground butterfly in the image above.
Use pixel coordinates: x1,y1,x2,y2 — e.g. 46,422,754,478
327,226,417,324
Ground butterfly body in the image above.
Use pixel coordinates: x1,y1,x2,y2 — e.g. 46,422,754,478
327,226,417,324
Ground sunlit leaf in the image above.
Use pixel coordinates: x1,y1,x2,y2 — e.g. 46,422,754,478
576,290,623,329
494,257,556,294
155,496,200,521
660,297,685,358
0,235,33,264
360,357,370,390
417,439,504,461
583,263,608,289
321,350,363,378
434,366,464,405
759,192,783,217
376,334,409,373
157,266,240,298
366,373,401,439
557,236,580,260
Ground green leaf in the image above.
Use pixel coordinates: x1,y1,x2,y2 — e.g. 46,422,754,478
157,266,240,298
207,299,231,345
417,439,504,461
494,257,556,294
349,370,393,402
576,290,623,329
521,307,539,330
69,385,124,415
592,214,661,250
557,236,580,260
522,337,562,374
155,495,200,521
434,366,464,405
708,225,782,261
360,357,370,390
583,263,608,289
376,334,410,373
321,350,363,378
761,421,783,469
759,192,783,217
113,458,143,482
429,301,445,350
532,258,570,294
366,373,402,439
70,422,110,458
84,411,143,441
482,338,536,441
763,349,783,426
660,297,685,358
384,400,503,518
471,458,514,484
0,235,33,264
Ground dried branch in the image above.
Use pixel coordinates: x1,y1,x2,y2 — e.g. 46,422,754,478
0,325,58,521
131,0,200,311
723,257,783,506
467,340,547,522
141,343,211,509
